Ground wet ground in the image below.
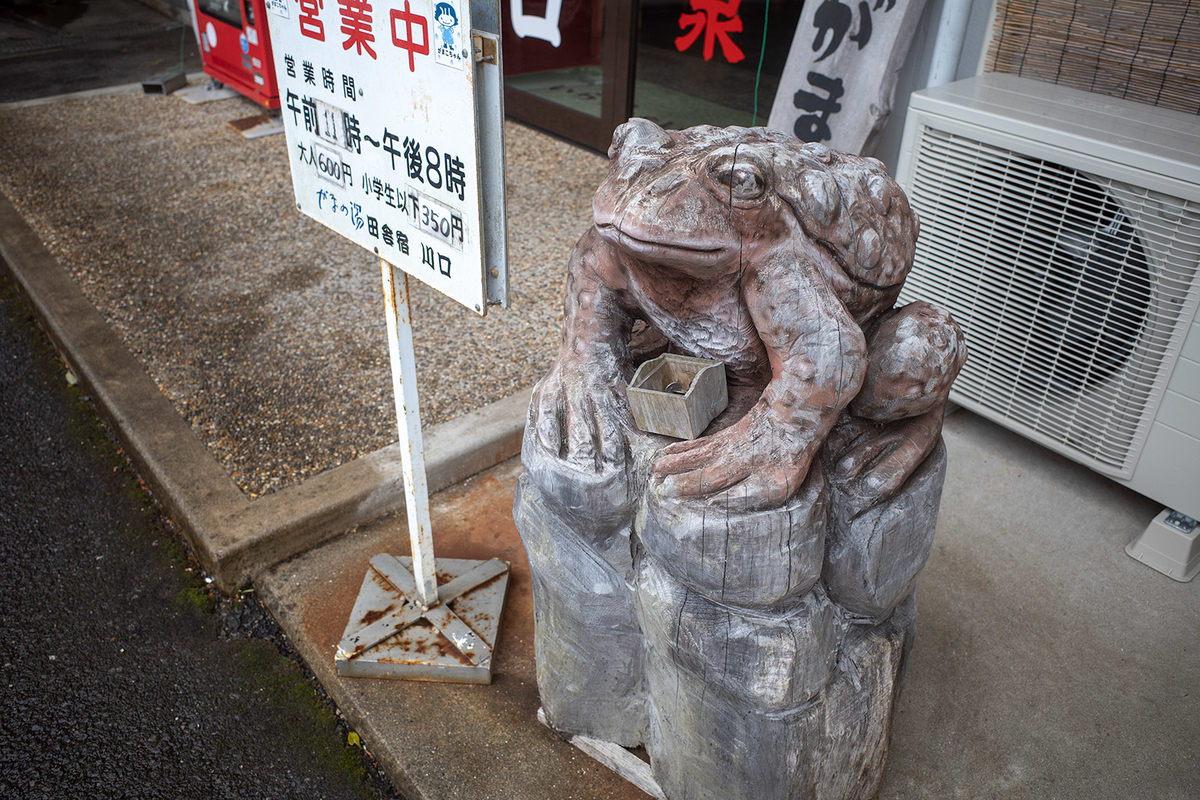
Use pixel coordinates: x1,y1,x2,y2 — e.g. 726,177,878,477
0,272,403,798
0,3,403,793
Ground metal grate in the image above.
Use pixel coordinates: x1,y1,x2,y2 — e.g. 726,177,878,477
899,125,1200,477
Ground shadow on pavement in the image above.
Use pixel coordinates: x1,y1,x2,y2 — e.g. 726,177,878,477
0,0,201,102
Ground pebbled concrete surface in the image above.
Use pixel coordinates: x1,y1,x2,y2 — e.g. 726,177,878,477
0,176,529,592
0,86,603,498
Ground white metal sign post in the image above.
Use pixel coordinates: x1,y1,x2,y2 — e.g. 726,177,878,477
380,265,437,606
266,0,510,683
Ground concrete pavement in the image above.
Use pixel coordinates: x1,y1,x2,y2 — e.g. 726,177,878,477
0,0,201,103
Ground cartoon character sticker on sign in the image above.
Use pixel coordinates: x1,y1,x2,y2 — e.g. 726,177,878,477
433,0,465,69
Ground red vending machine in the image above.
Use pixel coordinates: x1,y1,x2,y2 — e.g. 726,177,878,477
193,0,281,109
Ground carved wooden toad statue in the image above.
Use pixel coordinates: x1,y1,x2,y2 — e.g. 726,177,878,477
514,119,965,800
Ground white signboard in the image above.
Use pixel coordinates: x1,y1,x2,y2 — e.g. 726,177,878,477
265,0,506,314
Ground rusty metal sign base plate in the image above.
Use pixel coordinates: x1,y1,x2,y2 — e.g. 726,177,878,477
335,555,509,684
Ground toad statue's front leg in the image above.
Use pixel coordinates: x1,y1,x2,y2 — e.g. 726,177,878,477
517,229,657,747
523,229,660,530
650,242,867,512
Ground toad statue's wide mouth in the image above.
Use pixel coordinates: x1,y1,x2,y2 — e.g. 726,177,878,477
595,223,731,269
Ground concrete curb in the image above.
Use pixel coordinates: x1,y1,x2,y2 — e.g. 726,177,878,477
0,190,529,592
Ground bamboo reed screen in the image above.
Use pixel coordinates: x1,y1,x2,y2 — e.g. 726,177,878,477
986,0,1200,114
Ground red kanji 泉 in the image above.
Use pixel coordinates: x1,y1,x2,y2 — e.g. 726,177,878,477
339,0,377,58
299,0,325,41
390,0,429,72
675,0,745,63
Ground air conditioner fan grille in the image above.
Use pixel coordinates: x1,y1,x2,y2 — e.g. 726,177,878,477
899,126,1200,476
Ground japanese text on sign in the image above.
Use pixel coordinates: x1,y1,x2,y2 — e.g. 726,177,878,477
676,0,745,64
793,0,898,143
267,0,493,312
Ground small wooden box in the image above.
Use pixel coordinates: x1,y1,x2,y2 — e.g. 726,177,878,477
628,354,728,440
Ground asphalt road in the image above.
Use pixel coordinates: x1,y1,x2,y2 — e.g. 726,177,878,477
0,247,401,797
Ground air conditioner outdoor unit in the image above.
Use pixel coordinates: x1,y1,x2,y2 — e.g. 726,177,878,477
894,74,1200,578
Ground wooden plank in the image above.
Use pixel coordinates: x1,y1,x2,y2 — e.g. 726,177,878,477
768,0,930,156
537,709,665,800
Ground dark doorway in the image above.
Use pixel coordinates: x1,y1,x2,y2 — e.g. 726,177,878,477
502,0,804,152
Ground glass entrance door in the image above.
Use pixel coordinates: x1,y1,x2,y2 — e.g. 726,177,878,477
502,0,804,152
503,0,637,152
634,0,803,130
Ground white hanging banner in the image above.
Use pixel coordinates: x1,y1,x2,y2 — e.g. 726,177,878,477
768,0,928,156
265,0,506,315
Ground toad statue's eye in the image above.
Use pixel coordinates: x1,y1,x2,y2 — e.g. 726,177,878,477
714,161,766,202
